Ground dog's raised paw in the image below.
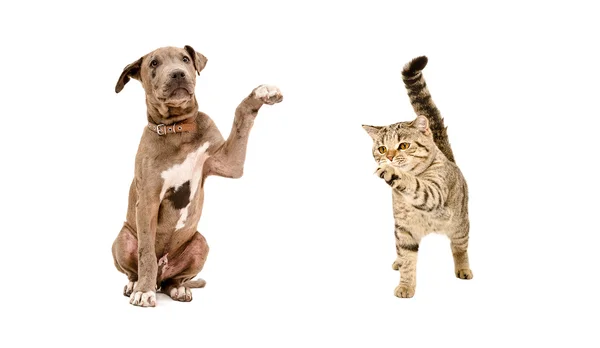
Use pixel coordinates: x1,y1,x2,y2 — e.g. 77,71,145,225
253,84,283,105
169,286,193,302
129,290,156,307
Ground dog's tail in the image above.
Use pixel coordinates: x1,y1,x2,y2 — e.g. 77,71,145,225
183,279,207,288
402,56,455,163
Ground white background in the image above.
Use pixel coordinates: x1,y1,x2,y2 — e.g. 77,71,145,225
2,1,599,347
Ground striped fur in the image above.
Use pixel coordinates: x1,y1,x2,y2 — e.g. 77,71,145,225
362,57,472,298
402,56,455,163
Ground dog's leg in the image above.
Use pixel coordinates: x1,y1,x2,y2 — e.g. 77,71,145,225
112,223,139,296
128,184,160,307
158,232,209,302
206,85,283,178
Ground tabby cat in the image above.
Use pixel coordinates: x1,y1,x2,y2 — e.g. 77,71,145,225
362,56,472,298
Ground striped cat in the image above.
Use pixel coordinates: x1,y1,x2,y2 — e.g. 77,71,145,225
362,56,472,298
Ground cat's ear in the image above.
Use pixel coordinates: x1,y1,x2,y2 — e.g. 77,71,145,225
411,115,431,136
362,125,382,139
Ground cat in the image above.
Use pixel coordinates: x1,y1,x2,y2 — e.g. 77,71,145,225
362,56,472,298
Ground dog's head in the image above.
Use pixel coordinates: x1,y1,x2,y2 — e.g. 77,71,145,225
115,46,207,110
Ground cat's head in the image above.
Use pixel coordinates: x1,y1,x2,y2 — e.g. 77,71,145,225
362,115,437,172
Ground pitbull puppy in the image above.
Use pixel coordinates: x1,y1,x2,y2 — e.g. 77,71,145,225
111,46,282,307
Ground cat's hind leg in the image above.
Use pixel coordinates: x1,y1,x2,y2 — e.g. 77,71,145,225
450,224,473,280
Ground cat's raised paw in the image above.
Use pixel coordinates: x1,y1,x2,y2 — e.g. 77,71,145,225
394,285,415,298
392,260,400,270
456,269,473,280
375,164,400,187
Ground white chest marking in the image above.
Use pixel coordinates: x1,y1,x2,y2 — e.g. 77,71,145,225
159,142,210,230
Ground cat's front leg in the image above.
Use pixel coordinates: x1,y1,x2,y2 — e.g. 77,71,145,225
393,224,420,298
377,164,447,212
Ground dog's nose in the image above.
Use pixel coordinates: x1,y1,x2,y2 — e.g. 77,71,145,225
170,70,186,79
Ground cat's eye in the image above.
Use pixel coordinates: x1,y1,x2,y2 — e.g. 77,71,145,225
399,143,410,150
377,146,387,154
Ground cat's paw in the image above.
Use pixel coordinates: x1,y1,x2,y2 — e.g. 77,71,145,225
375,164,402,188
394,285,415,298
456,269,473,280
392,260,400,270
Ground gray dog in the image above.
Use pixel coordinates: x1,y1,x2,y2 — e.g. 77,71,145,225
111,45,282,307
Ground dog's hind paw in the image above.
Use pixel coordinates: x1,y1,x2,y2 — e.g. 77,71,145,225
129,290,156,307
252,85,283,105
169,286,193,302
123,281,137,297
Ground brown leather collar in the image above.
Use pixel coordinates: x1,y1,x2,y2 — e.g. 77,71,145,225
147,117,197,135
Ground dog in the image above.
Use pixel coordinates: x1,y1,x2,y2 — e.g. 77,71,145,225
111,45,282,307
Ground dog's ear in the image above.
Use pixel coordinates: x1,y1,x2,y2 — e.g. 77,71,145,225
184,45,208,75
115,57,143,93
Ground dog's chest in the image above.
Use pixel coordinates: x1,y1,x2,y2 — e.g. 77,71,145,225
159,142,210,229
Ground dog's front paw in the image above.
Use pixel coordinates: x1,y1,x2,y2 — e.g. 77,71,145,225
129,290,156,307
375,164,402,188
252,84,283,105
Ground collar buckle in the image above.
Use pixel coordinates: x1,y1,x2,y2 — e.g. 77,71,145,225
156,124,166,136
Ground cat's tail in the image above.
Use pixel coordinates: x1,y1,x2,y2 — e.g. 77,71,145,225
402,56,455,163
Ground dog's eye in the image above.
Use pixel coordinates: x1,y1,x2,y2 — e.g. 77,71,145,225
399,143,410,150
150,60,158,67
183,56,190,63
378,146,387,154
